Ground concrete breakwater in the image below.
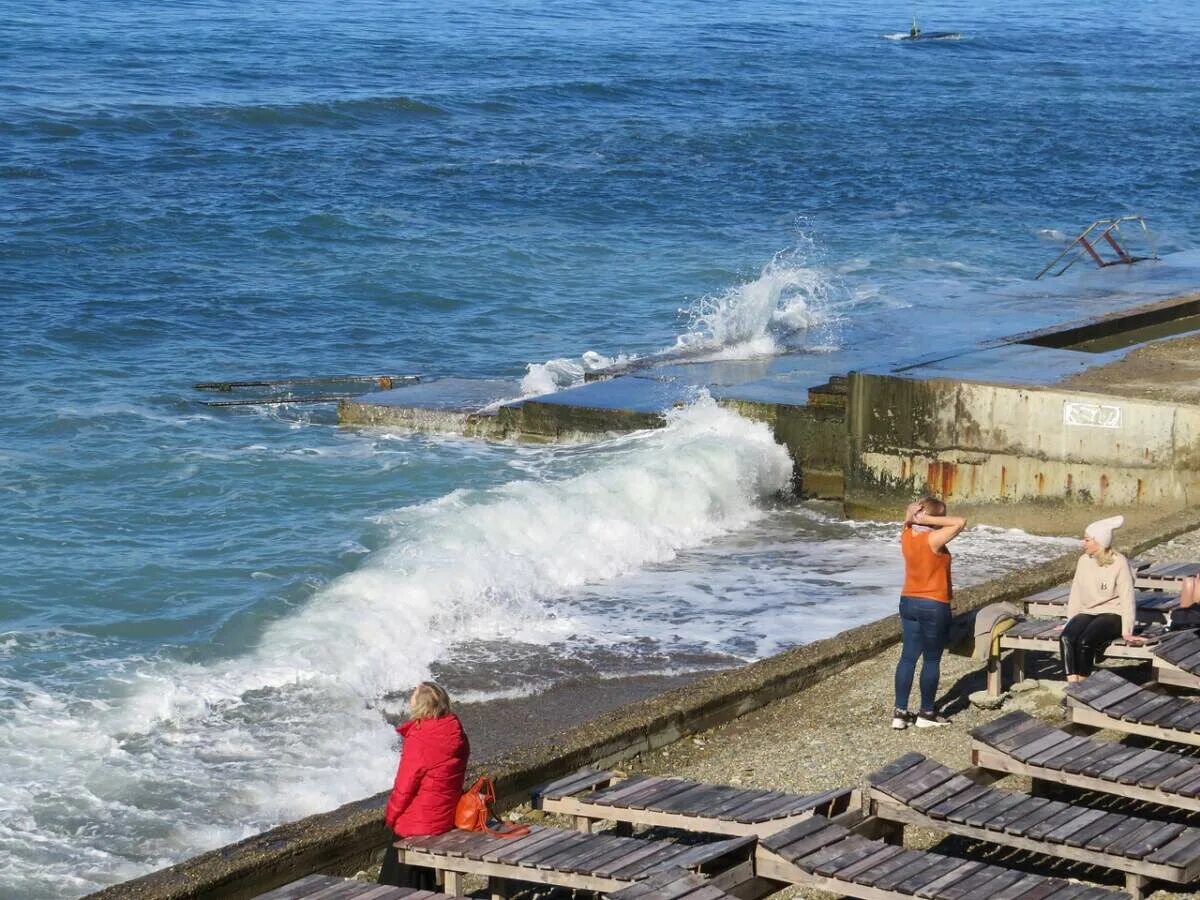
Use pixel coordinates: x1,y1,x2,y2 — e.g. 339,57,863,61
341,291,1200,535
86,505,1200,900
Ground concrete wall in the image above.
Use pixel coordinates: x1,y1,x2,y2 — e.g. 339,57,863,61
716,399,845,499
845,371,1200,525
86,503,1200,900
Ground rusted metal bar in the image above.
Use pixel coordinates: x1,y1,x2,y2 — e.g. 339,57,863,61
194,374,419,392
1102,228,1133,263
200,395,357,407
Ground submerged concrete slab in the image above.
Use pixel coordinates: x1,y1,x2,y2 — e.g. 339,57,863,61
338,378,518,438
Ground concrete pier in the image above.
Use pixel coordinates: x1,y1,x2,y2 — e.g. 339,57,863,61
341,287,1200,530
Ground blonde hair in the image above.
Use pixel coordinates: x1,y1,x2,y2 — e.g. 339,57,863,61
410,681,452,720
1095,547,1116,567
918,496,947,517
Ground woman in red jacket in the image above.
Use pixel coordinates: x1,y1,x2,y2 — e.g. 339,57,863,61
378,681,470,888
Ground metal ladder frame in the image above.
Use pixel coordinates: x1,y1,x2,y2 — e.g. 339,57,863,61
1035,215,1158,279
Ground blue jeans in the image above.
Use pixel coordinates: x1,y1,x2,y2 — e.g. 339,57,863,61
894,595,952,714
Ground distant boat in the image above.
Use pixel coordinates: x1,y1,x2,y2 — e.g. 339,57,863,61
892,7,961,40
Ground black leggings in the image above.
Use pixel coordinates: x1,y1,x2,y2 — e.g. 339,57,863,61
1061,613,1122,677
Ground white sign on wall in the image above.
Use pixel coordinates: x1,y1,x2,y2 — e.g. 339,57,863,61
1063,401,1122,429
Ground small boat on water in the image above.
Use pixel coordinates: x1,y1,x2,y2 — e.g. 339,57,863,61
890,7,961,41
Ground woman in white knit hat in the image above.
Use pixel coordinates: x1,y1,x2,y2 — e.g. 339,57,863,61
1059,514,1140,682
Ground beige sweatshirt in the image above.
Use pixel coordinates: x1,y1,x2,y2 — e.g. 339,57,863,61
1066,551,1135,635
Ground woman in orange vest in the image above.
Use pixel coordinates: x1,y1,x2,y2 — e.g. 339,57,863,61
892,496,966,729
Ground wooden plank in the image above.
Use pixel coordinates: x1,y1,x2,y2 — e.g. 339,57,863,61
874,759,958,803
788,835,863,873
1026,804,1093,841
1042,806,1109,844
700,788,774,820
1062,812,1129,850
812,841,887,878
854,848,927,887
502,830,580,866
478,829,553,863
588,776,667,806
831,844,907,881
1146,828,1200,867
624,780,704,811
1103,747,1166,783
1128,753,1195,789
1000,797,1066,835
533,769,612,803
938,864,1011,900
1088,679,1145,712
773,824,851,865
992,873,1055,900
892,855,964,895
1107,819,1184,859
487,828,570,864
759,816,833,854
526,832,597,868
1067,671,1124,704
597,842,686,879
913,858,986,898
1026,734,1091,768
909,774,977,813
865,752,928,786
995,722,1058,755
971,791,1030,830
1059,740,1129,775
880,854,949,893
559,837,660,875
925,783,993,820
984,795,1049,832
970,712,1037,745
946,788,1012,828
644,782,728,815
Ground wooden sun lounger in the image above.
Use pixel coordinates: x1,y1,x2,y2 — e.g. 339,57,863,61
754,814,1128,899
864,751,1200,898
970,711,1200,814
395,824,756,898
1022,585,1179,623
1136,562,1200,592
1150,630,1200,689
253,874,448,899
256,869,740,900
534,769,858,837
1065,669,1200,746
985,618,1167,697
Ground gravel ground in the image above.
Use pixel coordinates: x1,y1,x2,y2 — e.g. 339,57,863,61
509,531,1200,898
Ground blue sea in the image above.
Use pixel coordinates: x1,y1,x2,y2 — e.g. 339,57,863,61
3,0,1199,895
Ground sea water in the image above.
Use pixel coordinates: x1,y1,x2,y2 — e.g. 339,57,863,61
3,0,1199,895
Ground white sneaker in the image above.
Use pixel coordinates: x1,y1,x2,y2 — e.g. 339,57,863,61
891,708,915,730
915,712,950,728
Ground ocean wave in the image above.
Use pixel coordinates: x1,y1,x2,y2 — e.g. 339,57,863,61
0,397,792,895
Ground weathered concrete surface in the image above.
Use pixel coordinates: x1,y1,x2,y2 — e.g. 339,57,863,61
1060,330,1200,405
844,368,1200,530
85,504,1200,900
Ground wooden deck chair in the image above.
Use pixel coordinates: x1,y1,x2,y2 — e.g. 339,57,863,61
394,825,756,898
865,751,1200,899
970,711,1200,814
754,814,1128,899
534,769,858,837
1022,585,1179,624
985,618,1166,697
1136,562,1200,592
605,867,742,900
253,873,448,899
1151,630,1200,689
1066,669,1200,746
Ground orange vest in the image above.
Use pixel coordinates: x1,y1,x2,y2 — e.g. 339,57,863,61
901,526,952,603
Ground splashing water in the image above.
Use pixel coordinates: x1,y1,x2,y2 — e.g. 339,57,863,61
519,242,845,398
675,250,839,358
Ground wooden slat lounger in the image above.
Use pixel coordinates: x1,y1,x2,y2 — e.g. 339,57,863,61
985,619,1167,697
755,814,1128,899
256,869,740,900
970,711,1200,814
864,751,1200,898
1151,630,1200,689
395,825,756,897
1065,669,1200,746
1022,586,1179,623
534,769,858,837
1136,562,1200,592
253,873,448,899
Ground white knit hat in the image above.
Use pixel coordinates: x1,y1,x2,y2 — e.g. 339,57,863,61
1085,514,1125,549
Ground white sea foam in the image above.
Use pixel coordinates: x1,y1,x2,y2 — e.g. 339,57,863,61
0,398,794,897
517,242,844,399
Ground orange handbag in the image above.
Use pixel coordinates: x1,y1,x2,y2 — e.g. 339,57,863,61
454,776,529,838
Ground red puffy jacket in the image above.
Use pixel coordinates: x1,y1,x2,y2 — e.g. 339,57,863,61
384,713,470,837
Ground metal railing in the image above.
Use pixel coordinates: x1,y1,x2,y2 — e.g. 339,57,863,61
1035,215,1158,279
